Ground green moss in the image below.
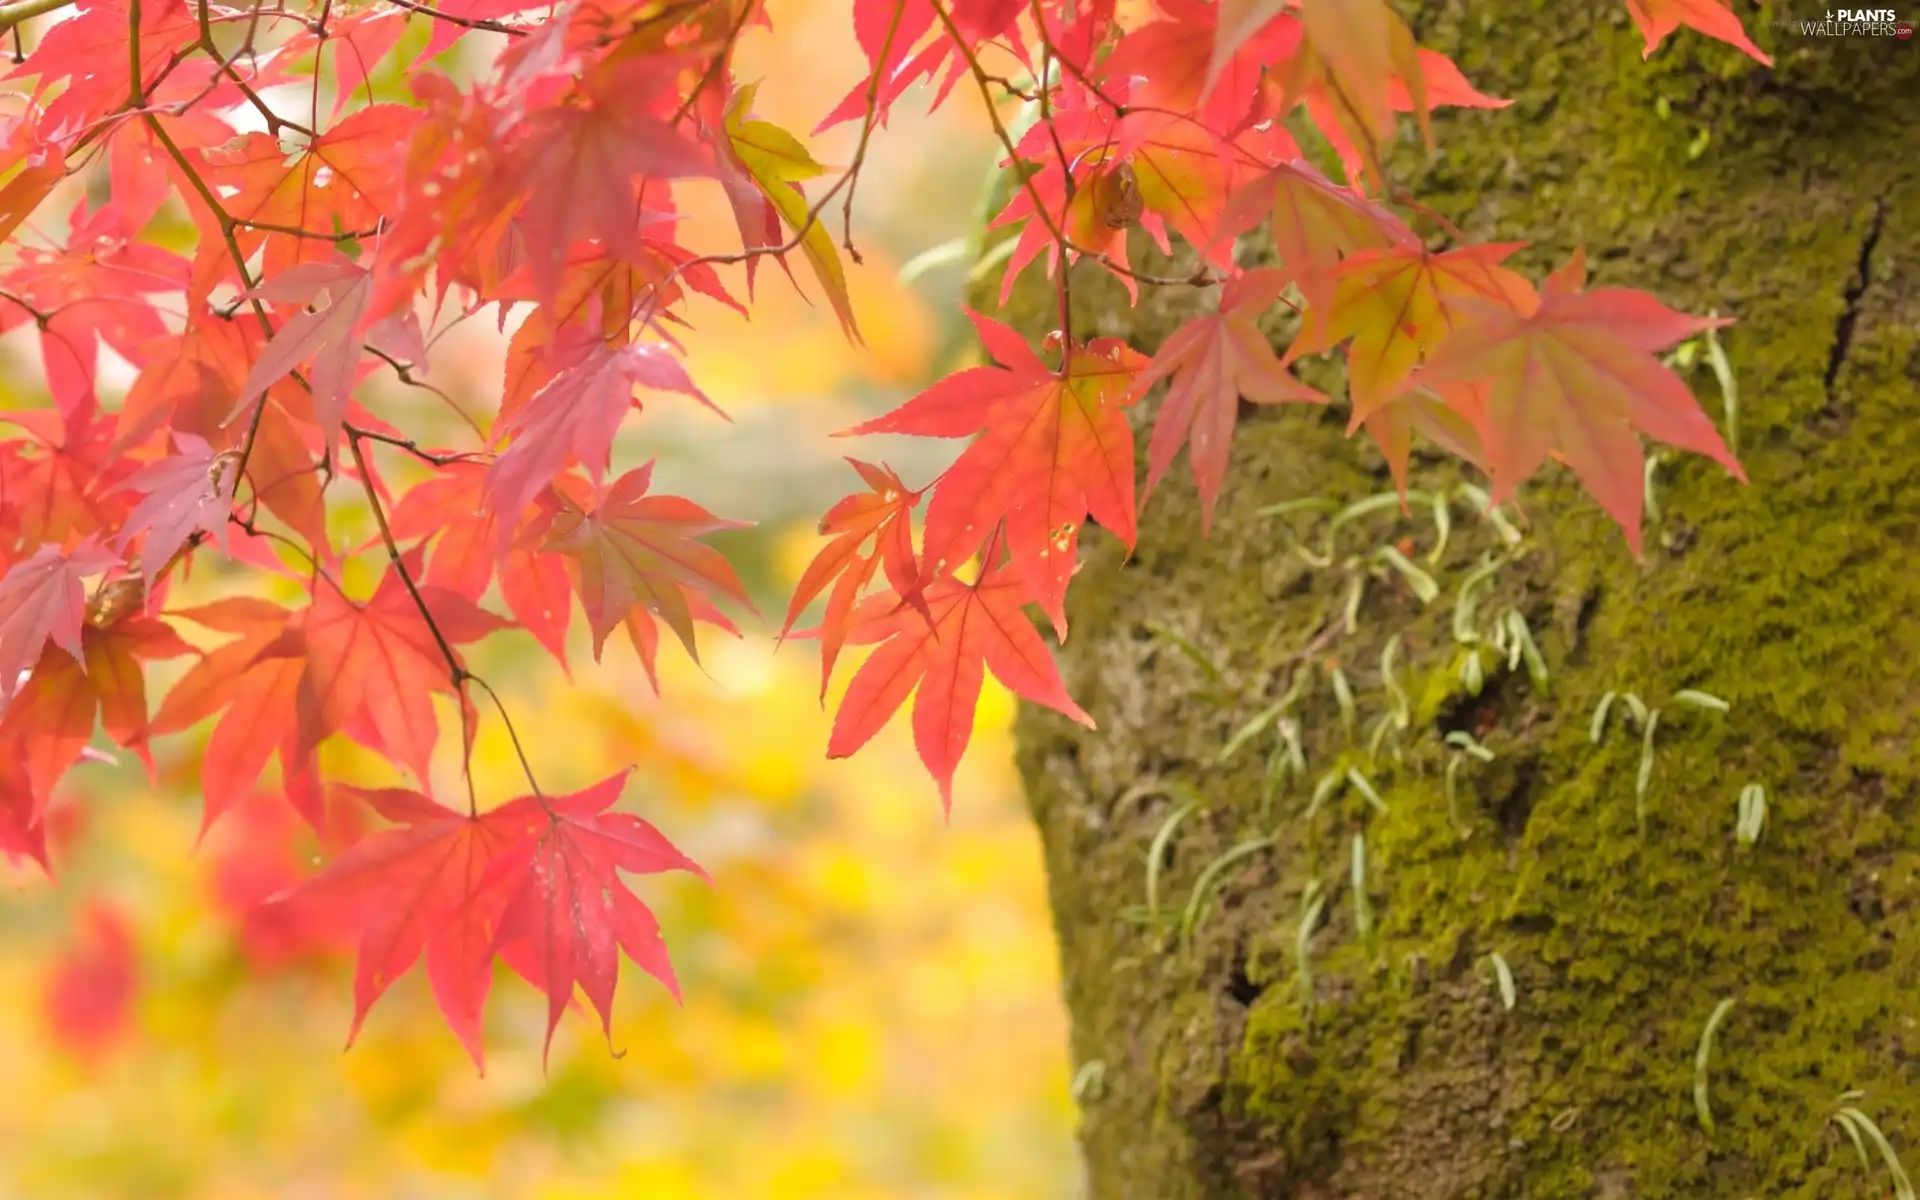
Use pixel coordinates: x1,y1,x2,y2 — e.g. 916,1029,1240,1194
1000,1,1920,1195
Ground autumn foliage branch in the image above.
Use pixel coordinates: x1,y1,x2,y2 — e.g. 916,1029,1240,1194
0,0,1769,1068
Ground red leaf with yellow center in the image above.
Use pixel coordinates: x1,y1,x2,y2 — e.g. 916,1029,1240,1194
544,462,754,666
1287,240,1536,426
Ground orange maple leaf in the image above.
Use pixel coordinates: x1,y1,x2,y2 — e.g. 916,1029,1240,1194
782,459,924,699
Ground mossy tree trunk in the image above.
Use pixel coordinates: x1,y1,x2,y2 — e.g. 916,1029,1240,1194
1003,6,1920,1197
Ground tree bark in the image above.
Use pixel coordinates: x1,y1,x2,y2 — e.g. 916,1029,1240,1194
999,7,1920,1197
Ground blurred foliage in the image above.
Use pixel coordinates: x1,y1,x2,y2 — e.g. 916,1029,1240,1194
0,0,1078,1194
0,631,1078,1198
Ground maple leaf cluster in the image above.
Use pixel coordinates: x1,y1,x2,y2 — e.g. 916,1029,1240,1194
0,0,1763,1065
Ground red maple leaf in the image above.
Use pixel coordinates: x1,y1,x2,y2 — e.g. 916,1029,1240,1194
0,207,188,412
1298,45,1512,185
265,783,541,1071
1256,0,1431,183
499,55,717,300
0,612,194,816
494,245,739,426
487,339,724,544
1102,0,1284,130
374,76,518,311
544,462,754,665
181,104,415,304
153,575,503,833
1283,240,1536,450
273,568,510,787
115,433,239,591
0,112,68,246
95,107,244,238
0,745,48,870
115,317,332,556
0,398,135,547
1355,388,1488,498
988,97,1149,305
113,315,258,453
1413,249,1746,552
150,599,317,834
1130,269,1326,533
619,594,744,695
824,533,1095,812
843,310,1145,638
990,83,1287,302
1623,0,1773,66
1216,158,1414,284
237,255,376,455
270,770,702,1071
283,7,412,119
6,0,199,130
0,539,121,709
486,769,707,1062
812,0,1022,132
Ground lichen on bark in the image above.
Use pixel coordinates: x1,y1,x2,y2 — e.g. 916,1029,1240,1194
984,3,1920,1196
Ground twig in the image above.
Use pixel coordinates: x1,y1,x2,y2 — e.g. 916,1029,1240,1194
838,0,910,264
468,674,542,797
345,429,466,685
0,0,75,35
381,0,527,35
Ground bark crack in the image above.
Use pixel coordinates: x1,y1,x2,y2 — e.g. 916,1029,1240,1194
1823,198,1887,404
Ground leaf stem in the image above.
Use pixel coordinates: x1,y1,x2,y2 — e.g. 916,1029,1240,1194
349,429,511,817
345,429,466,685
468,674,543,799
0,0,74,34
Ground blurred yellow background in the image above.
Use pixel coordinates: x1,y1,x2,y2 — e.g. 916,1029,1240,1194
0,0,1082,1195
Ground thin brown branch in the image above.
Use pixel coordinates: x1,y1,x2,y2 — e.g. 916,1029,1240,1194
345,424,483,467
222,64,316,136
128,0,144,102
668,0,752,126
1032,3,1073,344
137,109,287,490
345,427,466,684
930,0,1220,333
347,428,525,817
838,0,909,263
468,674,542,798
381,0,527,35
0,287,51,327
0,0,74,35
649,3,889,310
364,344,490,441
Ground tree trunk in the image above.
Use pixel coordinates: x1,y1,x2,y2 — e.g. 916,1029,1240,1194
999,8,1920,1197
